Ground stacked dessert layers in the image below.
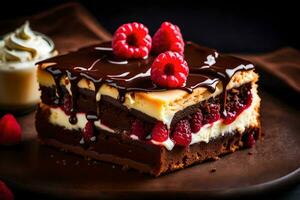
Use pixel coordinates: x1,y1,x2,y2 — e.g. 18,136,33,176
36,22,261,176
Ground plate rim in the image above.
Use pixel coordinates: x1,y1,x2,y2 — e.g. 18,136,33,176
2,165,300,199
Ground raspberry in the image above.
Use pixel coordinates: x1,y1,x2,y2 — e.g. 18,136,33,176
190,110,203,133
0,180,14,200
244,133,256,148
130,119,146,140
151,121,168,142
83,121,94,143
152,22,184,55
112,22,152,59
62,94,72,115
202,103,220,124
172,119,192,147
150,51,189,88
223,91,253,125
223,110,237,125
0,114,21,145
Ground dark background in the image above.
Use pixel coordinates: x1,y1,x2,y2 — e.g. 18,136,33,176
0,0,299,54
1,0,299,199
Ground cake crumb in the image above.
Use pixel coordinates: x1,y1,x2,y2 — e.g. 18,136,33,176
62,160,66,166
210,168,217,173
56,160,60,165
50,154,54,158
112,165,116,169
75,161,80,165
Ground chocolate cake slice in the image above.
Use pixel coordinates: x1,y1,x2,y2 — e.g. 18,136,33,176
35,39,261,176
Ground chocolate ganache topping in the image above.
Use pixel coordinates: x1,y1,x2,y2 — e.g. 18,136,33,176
38,41,254,124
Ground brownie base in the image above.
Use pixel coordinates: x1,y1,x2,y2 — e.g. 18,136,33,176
36,106,261,176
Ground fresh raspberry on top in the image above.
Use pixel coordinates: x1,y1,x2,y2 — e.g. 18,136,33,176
152,22,184,55
151,121,169,142
172,119,192,147
150,51,189,88
0,114,22,145
130,119,146,140
112,22,152,59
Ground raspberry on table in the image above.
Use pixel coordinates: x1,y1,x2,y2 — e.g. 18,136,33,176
151,121,169,142
172,119,192,147
0,114,22,145
0,180,14,200
112,22,152,59
152,21,185,55
150,51,189,88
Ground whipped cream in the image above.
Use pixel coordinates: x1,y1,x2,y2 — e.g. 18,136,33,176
0,21,55,69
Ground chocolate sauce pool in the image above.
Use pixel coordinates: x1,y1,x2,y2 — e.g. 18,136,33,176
39,41,254,124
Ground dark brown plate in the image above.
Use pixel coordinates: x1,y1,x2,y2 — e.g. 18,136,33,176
0,90,300,199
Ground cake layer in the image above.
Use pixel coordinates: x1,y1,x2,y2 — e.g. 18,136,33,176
36,41,257,127
38,81,260,150
36,106,261,176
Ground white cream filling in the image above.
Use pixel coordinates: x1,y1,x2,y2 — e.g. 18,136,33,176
46,85,259,150
151,138,175,151
48,107,114,133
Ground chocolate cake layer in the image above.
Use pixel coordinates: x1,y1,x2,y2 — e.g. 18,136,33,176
36,105,261,176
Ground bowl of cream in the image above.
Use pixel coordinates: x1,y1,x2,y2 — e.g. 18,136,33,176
0,21,57,113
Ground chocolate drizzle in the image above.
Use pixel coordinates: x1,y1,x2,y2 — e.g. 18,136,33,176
39,41,254,124
185,42,254,116
45,67,63,105
66,70,79,124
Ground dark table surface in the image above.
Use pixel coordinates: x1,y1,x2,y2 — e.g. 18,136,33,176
0,1,299,199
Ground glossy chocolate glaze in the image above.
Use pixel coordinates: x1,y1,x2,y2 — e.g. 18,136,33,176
39,41,254,124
